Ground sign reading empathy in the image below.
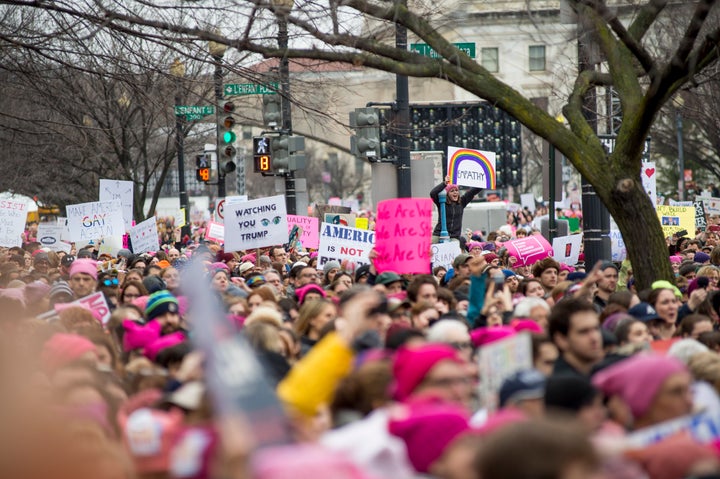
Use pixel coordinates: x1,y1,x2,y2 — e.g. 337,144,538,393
447,146,496,189
66,201,124,242
0,199,27,248
374,198,433,274
224,195,288,251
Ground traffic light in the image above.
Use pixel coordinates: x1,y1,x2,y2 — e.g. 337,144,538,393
262,94,281,129
253,136,272,173
350,107,381,160
220,100,237,159
195,154,210,183
270,135,306,174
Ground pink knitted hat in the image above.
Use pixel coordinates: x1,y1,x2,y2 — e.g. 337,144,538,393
295,284,326,304
69,258,98,280
392,345,464,401
445,184,459,192
123,319,162,352
144,332,187,361
470,326,517,348
592,354,688,420
41,333,97,373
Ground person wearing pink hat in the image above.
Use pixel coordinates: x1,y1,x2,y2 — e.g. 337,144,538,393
430,175,482,244
593,354,692,430
68,258,98,299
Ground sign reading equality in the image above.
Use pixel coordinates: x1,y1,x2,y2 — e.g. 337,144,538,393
410,42,476,59
224,83,279,96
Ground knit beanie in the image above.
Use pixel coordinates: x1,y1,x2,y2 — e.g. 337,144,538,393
145,290,179,321
69,258,98,280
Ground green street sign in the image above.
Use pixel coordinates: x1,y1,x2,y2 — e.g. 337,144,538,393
174,105,215,121
224,82,279,96
410,42,476,59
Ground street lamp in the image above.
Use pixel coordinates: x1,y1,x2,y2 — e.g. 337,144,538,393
170,58,190,240
673,95,685,201
208,38,229,198
438,189,449,242
272,0,297,214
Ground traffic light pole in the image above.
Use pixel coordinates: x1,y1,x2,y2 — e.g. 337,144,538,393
213,53,227,199
277,10,297,214
174,76,190,240
395,0,412,198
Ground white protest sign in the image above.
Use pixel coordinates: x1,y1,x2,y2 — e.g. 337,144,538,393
57,217,71,242
552,234,583,265
697,196,720,216
520,193,535,213
431,242,462,270
66,201,124,242
99,179,134,231
478,332,533,412
610,217,627,262
205,221,224,243
0,199,27,248
129,217,159,254
98,236,123,257
37,223,71,252
640,162,657,208
447,146,497,189
224,195,288,252
669,199,693,207
318,222,375,268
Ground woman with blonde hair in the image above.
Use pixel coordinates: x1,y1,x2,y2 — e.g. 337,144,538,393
294,298,337,356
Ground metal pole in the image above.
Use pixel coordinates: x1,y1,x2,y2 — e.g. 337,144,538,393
439,190,449,242
677,110,685,201
213,54,226,199
278,14,297,214
549,144,556,241
173,71,190,240
395,0,412,198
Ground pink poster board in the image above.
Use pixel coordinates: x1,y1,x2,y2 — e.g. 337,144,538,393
374,198,433,274
504,235,553,267
287,215,320,249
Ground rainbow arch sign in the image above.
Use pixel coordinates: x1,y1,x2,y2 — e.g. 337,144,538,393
447,147,496,189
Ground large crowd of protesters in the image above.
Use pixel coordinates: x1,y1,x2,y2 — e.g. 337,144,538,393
6,192,720,479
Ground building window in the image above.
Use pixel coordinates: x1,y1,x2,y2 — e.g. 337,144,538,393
481,47,499,72
529,45,546,71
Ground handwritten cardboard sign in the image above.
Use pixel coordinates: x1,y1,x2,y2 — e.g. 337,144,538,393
54,292,111,326
374,198,433,274
129,217,160,254
204,221,225,244
641,162,657,208
478,332,532,412
431,242,462,270
224,195,288,252
99,179,134,231
66,201,124,242
503,235,553,267
287,215,319,249
552,234,583,266
317,223,375,268
695,201,708,232
657,205,694,236
0,199,27,248
447,146,497,189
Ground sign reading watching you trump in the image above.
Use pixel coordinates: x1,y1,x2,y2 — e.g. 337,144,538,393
447,146,497,189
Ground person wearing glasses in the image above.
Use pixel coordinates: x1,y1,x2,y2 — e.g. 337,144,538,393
296,265,321,288
119,280,148,306
97,271,121,308
427,319,474,362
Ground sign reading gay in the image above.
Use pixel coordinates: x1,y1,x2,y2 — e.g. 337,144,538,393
447,146,496,189
66,201,124,242
99,179,134,231
318,223,375,268
129,217,160,254
287,215,319,249
0,199,27,248
224,195,288,251
374,198,433,274
504,235,553,267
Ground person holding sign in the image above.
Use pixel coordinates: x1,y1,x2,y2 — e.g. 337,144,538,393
430,175,482,246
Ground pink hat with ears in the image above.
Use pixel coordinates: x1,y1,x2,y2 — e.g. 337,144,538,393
392,345,464,401
69,258,98,280
510,319,544,334
470,326,516,348
445,184,459,192
123,319,161,352
144,332,187,361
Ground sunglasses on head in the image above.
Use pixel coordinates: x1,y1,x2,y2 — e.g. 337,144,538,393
103,278,119,286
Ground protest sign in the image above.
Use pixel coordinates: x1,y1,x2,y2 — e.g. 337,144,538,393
355,217,369,230
374,199,433,274
695,201,708,231
314,204,351,221
46,292,111,326
99,179,134,231
641,162,657,208
175,208,186,228
669,199,693,207
552,234,583,265
66,201,124,242
503,235,553,267
447,147,496,189
431,242,462,270
696,196,720,216
317,223,375,268
520,193,535,212
287,215,319,249
205,221,225,244
625,411,720,449
224,195,288,252
610,220,627,262
656,205,694,236
324,213,356,228
129,217,160,254
98,236,123,257
478,332,533,412
37,222,71,252
0,199,27,248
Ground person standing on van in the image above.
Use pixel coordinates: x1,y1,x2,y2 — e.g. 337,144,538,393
430,175,482,246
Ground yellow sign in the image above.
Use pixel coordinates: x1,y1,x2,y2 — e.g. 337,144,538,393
355,217,369,230
657,205,694,236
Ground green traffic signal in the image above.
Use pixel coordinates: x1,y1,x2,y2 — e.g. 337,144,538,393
223,131,237,144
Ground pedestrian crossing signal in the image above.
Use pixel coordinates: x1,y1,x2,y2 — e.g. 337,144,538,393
254,155,271,173
253,136,272,173
196,167,210,182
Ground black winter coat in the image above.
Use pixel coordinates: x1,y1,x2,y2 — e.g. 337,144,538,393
430,182,482,238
